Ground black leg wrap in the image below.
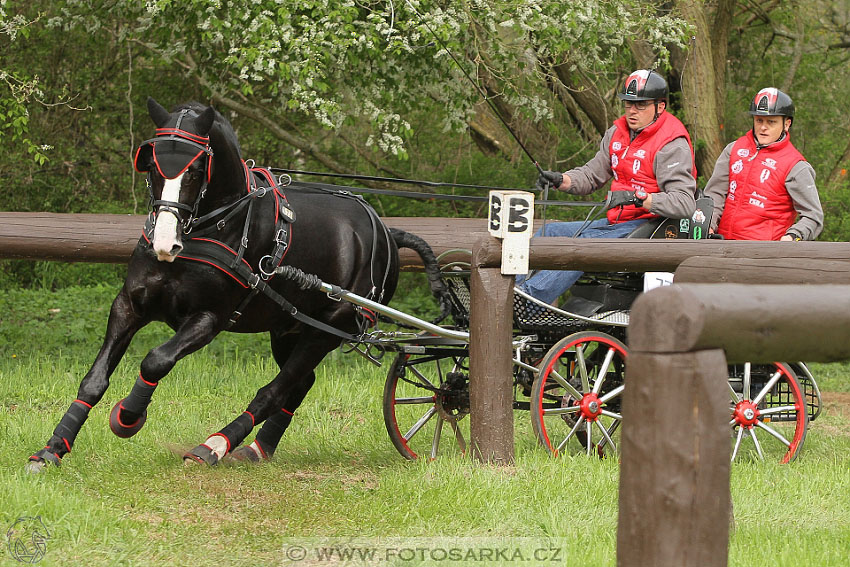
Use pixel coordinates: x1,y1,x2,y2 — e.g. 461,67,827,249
52,401,92,452
29,448,63,467
121,375,158,416
254,410,294,458
217,412,255,450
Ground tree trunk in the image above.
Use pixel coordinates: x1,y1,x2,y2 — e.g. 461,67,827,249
673,0,728,181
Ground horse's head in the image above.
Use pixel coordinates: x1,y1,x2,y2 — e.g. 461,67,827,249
135,97,219,262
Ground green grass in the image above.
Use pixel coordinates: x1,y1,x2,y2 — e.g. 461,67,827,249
0,286,849,566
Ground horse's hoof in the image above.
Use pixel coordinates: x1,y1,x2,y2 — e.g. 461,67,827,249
109,400,147,438
26,449,61,473
183,444,219,466
230,445,263,463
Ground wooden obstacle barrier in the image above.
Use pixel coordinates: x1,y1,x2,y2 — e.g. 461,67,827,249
5,213,850,565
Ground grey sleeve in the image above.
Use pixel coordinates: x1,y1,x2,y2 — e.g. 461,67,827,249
561,127,616,196
784,162,824,240
703,143,734,231
649,137,697,219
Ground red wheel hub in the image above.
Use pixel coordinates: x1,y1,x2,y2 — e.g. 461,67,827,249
577,393,603,421
733,400,760,427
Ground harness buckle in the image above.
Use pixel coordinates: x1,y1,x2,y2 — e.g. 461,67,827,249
274,228,287,244
241,236,249,248
216,220,226,231
254,186,267,198
248,274,261,289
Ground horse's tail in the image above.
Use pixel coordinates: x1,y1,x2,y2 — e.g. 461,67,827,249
389,227,452,324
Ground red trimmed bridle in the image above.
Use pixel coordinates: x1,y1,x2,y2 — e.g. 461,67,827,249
134,109,215,233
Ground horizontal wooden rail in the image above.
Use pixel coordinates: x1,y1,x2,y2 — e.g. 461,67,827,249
0,212,488,269
674,256,850,284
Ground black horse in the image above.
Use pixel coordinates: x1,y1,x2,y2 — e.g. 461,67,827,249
27,98,449,471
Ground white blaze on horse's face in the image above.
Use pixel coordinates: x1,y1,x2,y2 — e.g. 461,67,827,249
151,173,185,262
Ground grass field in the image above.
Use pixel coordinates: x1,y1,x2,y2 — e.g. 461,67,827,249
1,286,849,566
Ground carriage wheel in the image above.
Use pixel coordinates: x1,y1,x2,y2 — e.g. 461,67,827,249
728,362,808,464
383,350,471,460
530,332,627,457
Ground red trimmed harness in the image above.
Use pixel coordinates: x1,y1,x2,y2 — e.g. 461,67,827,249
142,163,295,328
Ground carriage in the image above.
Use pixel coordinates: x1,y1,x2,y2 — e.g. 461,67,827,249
373,220,823,465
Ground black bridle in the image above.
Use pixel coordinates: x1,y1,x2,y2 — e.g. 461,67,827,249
135,109,215,233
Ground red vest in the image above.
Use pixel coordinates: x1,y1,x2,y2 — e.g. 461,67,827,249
607,111,695,223
717,131,804,240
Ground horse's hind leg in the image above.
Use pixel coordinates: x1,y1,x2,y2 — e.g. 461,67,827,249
230,370,315,462
185,328,334,465
27,290,143,472
230,334,313,462
109,311,220,438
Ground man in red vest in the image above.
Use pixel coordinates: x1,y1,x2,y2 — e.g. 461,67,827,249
517,69,697,304
705,88,823,241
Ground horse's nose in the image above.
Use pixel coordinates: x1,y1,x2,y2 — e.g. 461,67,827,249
155,243,183,262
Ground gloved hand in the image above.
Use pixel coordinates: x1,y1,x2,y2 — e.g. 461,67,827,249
536,170,563,191
605,190,639,209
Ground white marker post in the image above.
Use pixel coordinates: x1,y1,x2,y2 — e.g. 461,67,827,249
488,191,534,275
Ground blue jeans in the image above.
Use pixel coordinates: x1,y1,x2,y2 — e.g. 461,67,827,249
516,218,649,304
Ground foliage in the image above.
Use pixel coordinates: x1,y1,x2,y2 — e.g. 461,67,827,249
0,2,51,165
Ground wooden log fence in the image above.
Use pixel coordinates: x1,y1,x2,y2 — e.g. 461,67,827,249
5,213,850,566
620,284,850,567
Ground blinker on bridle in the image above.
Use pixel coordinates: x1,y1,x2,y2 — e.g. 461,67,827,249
135,109,215,234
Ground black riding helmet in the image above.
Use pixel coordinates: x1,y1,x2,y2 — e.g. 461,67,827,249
749,87,795,126
617,69,669,102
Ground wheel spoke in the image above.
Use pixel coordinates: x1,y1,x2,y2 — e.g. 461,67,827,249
595,420,618,455
547,368,583,400
556,415,585,453
728,381,741,403
591,347,617,395
755,420,791,447
585,420,593,455
743,362,752,400
395,396,436,405
542,405,581,416
409,365,438,390
752,370,783,406
731,426,745,461
404,406,437,441
750,426,765,460
450,420,467,454
758,405,798,417
430,417,443,459
576,345,590,393
600,409,622,420
599,384,624,404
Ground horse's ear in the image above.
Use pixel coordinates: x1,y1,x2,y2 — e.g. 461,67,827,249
147,97,171,128
196,106,216,136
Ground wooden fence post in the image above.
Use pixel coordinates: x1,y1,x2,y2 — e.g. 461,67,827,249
617,349,731,567
468,238,515,464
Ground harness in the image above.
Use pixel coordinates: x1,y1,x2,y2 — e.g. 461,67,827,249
140,166,385,341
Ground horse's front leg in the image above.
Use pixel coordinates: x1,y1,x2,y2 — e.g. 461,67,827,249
109,311,220,439
27,290,144,472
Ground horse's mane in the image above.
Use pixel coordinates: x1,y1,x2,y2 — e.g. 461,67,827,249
172,101,241,154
